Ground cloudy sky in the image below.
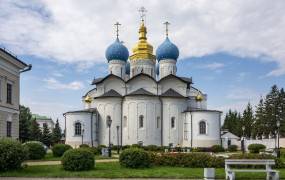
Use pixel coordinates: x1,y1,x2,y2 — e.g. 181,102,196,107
1,0,285,126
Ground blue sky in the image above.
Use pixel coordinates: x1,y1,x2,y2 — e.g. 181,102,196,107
1,0,285,127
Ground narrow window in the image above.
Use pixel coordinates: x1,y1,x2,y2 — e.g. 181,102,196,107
7,121,12,137
156,117,160,128
139,115,144,128
7,83,12,104
123,116,127,128
171,117,175,128
199,121,206,134
75,122,82,136
106,116,112,128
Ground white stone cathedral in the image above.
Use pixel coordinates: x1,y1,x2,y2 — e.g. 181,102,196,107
64,14,222,148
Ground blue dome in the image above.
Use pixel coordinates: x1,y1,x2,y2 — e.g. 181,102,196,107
105,38,129,62
156,37,179,61
126,61,130,75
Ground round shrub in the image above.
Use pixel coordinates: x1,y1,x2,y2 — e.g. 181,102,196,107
248,144,266,153
228,145,238,152
119,148,151,168
0,138,28,171
52,144,72,157
62,148,95,171
79,144,89,148
211,145,225,153
23,141,46,160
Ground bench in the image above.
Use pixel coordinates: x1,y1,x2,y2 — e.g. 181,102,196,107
225,159,279,180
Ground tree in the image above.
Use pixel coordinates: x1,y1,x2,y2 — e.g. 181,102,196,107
29,118,42,141
19,105,32,142
253,97,266,138
52,119,62,144
241,103,254,138
279,88,285,136
41,123,52,147
222,109,242,137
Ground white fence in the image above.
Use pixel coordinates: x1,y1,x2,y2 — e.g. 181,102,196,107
244,138,285,150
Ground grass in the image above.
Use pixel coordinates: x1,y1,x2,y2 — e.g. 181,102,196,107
0,162,284,179
36,152,118,161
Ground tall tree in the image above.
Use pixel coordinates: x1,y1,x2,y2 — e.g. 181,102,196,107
253,97,266,138
264,85,281,136
222,109,242,137
52,119,62,144
19,105,32,142
241,103,254,138
41,123,52,147
29,118,42,141
279,88,285,136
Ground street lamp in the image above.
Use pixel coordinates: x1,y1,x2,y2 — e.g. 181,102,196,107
107,116,112,157
277,120,280,158
116,126,120,154
241,125,245,154
81,128,85,145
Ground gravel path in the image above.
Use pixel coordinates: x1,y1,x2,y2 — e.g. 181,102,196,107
24,159,118,166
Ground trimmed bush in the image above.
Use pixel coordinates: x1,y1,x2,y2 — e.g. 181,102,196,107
52,144,72,157
79,144,90,148
228,145,238,152
191,147,212,152
152,152,224,168
0,138,28,171
248,144,266,153
119,148,151,168
62,148,95,171
211,145,224,153
122,145,131,150
23,141,46,160
143,145,163,152
229,153,284,168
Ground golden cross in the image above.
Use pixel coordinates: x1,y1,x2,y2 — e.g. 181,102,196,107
114,22,121,38
163,21,170,37
138,7,147,22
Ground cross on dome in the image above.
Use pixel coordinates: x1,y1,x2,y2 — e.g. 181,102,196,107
163,21,170,37
114,22,121,38
138,7,147,22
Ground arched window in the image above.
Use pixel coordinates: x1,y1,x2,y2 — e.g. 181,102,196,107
106,116,112,128
139,115,144,128
123,116,127,128
75,122,82,136
171,117,175,128
199,121,206,134
156,117,160,129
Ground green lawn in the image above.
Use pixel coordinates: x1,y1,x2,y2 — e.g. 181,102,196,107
0,162,284,179
39,152,117,161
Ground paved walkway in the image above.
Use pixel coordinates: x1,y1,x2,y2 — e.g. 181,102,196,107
24,159,118,166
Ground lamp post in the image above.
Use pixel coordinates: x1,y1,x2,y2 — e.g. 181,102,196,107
81,128,85,145
116,125,120,154
242,125,245,154
107,117,112,157
277,120,280,158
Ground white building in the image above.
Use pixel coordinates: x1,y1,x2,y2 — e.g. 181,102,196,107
32,114,55,131
64,17,222,148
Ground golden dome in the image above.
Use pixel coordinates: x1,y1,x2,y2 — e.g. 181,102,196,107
196,94,203,102
129,22,156,61
84,95,92,104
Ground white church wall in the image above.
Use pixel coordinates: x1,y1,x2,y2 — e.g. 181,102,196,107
159,59,177,79
159,77,187,96
95,98,122,146
127,75,157,95
130,59,155,78
183,111,221,147
162,98,187,147
123,96,161,146
108,60,126,78
103,77,125,95
65,112,97,148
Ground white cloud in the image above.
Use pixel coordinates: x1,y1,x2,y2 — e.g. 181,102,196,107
226,88,260,101
44,77,84,90
1,0,285,75
200,62,225,70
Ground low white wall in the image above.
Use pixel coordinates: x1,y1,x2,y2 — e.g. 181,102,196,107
244,138,285,150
